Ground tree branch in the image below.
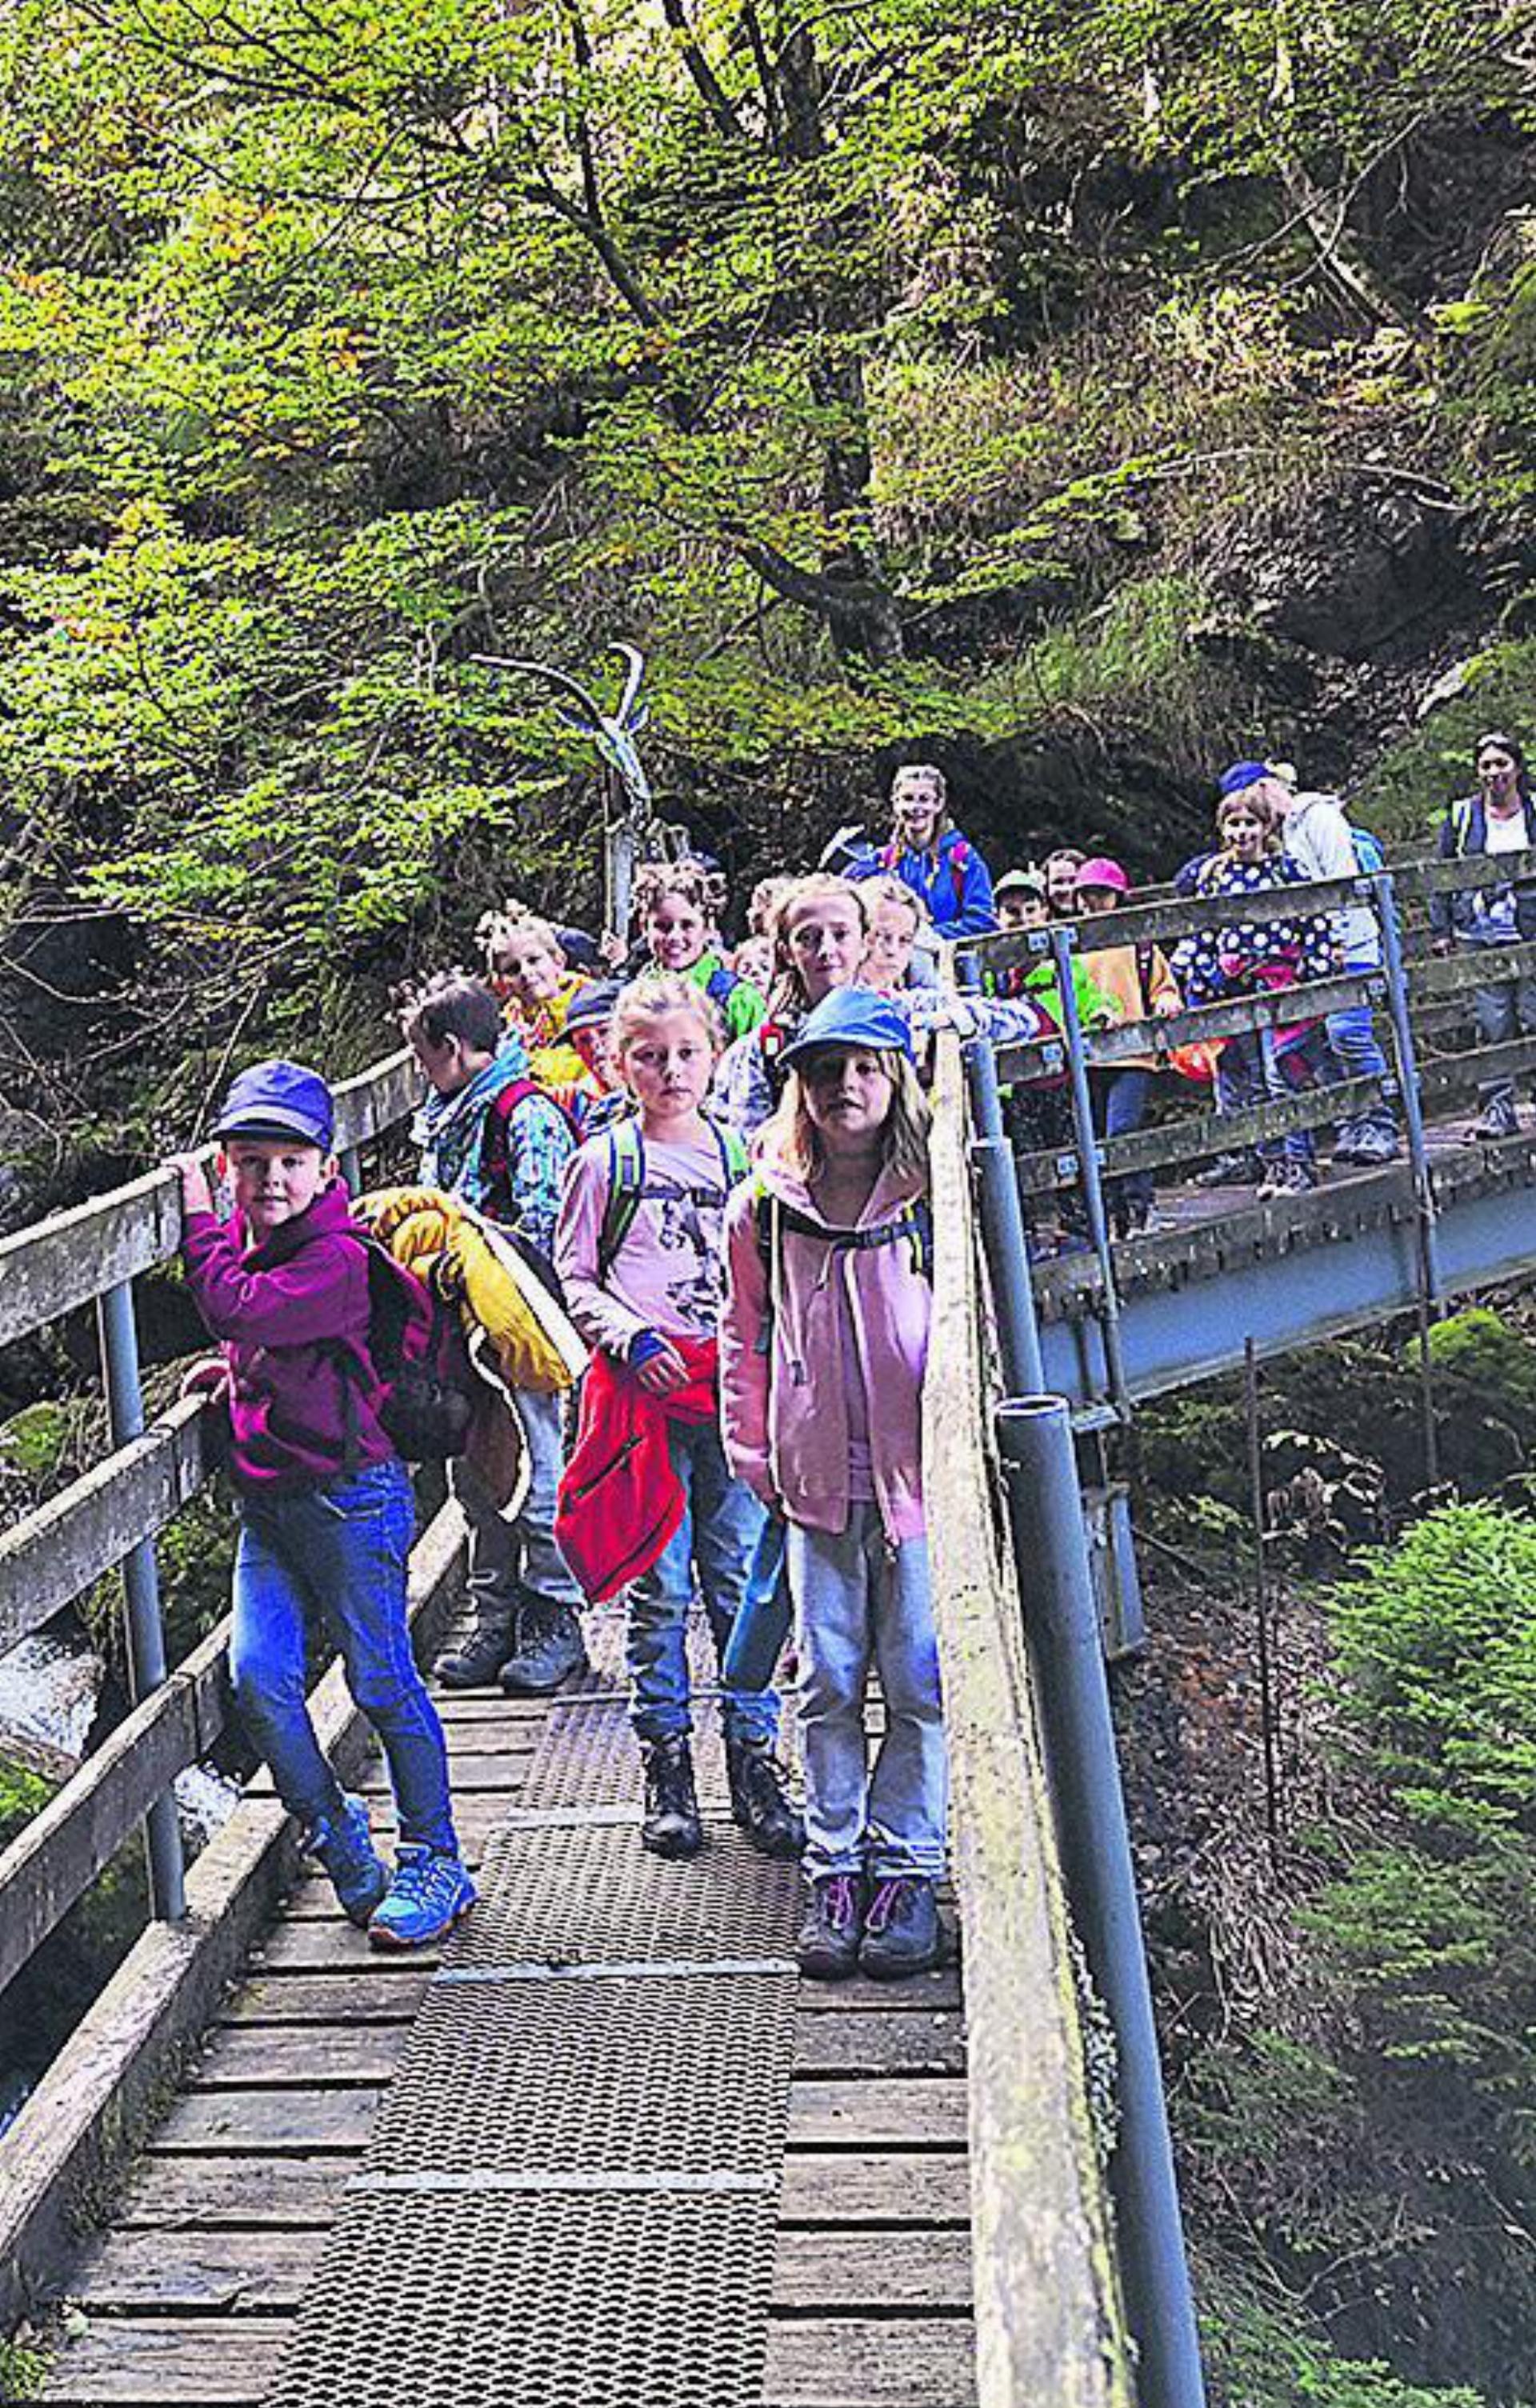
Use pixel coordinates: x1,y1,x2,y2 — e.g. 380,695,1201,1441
659,0,748,142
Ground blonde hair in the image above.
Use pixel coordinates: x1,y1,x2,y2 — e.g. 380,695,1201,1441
858,874,927,927
890,761,947,806
611,973,723,1062
476,899,563,972
768,875,870,1015
1216,789,1281,849
762,1051,931,1188
748,875,795,938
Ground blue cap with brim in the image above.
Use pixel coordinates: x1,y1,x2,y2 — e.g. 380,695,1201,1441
216,1060,334,1151
779,986,915,1070
1218,760,1271,797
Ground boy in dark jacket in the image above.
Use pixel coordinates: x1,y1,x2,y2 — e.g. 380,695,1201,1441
170,1059,474,1950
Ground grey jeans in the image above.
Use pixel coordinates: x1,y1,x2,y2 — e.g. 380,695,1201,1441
786,1510,946,1881
1468,950,1536,1109
450,1386,582,1626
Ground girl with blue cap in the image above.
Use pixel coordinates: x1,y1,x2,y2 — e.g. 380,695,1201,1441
719,987,946,1982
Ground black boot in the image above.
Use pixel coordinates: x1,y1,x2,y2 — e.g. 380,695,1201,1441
436,1610,517,1690
498,1596,589,1697
726,1734,804,1860
798,1874,863,1980
641,1737,704,1859
858,1875,942,1979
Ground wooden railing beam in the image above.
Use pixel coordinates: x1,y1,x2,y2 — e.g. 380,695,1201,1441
0,1618,231,1998
0,1399,213,1663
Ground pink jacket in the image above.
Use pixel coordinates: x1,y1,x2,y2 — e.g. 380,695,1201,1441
719,1163,930,1544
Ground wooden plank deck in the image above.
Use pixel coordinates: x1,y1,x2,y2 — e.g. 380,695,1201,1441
40,1666,975,2408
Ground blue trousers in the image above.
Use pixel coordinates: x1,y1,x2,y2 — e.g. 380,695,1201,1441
787,1511,946,1880
627,1420,779,1746
1322,954,1395,1136
1090,1066,1154,1213
231,1459,457,1854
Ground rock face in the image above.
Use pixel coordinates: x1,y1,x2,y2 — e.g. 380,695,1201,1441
1244,487,1472,664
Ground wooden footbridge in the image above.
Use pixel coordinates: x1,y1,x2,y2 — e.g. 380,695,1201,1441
2,846,1534,2408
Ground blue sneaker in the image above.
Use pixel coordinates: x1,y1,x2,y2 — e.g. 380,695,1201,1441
306,1792,389,1928
368,1845,478,1951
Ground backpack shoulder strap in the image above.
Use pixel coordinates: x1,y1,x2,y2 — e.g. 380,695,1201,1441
949,838,971,913
704,962,739,1010
1450,796,1477,857
597,1118,646,1280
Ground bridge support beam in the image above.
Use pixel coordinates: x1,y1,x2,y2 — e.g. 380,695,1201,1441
998,1394,1206,2408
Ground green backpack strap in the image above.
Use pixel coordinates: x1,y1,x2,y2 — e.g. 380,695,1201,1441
597,1119,646,1279
718,1124,750,1186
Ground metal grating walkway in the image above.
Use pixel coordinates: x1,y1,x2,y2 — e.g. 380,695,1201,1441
259,1610,802,2408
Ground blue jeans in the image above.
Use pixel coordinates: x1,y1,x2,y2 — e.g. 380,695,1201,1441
722,1513,790,1694
231,1459,458,1854
627,1420,778,1746
451,1386,582,1625
787,1510,946,1880
1090,1066,1153,1214
1323,954,1395,1136
1222,1027,1326,1166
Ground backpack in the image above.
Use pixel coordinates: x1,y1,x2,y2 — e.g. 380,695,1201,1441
596,1116,750,1279
882,836,972,919
1350,824,1386,874
751,1189,934,1292
702,961,742,1014
341,1235,477,1463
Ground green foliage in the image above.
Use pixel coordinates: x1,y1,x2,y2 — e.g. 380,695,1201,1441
1204,2282,1490,2408
0,0,1526,1111
1361,637,1536,843
1177,1506,1536,2397
0,2339,50,2402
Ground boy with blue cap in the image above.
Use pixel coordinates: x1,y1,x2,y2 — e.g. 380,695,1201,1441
168,1060,474,1950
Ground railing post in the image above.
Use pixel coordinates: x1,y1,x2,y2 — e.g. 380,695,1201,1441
953,967,1047,1394
997,1394,1206,2408
1374,872,1442,1305
96,1278,186,1922
1049,926,1133,1416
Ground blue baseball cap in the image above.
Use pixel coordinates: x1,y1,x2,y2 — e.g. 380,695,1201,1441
779,986,916,1070
1218,760,1272,797
215,1059,335,1151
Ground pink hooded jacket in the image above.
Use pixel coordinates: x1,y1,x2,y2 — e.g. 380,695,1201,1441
719,1162,930,1544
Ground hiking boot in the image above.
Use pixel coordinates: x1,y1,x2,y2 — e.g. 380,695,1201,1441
640,1737,704,1859
726,1734,804,1860
798,1874,863,1981
368,1846,478,1951
1472,1095,1519,1141
1195,1150,1260,1188
1335,1122,1399,1167
306,1791,389,1928
858,1875,942,1981
499,1596,588,1697
435,1614,516,1690
1122,1199,1165,1237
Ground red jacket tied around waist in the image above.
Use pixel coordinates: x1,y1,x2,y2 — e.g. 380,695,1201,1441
554,1336,719,1602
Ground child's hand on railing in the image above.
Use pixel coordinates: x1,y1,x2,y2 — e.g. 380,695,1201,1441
166,1153,214,1217
179,1356,230,1404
